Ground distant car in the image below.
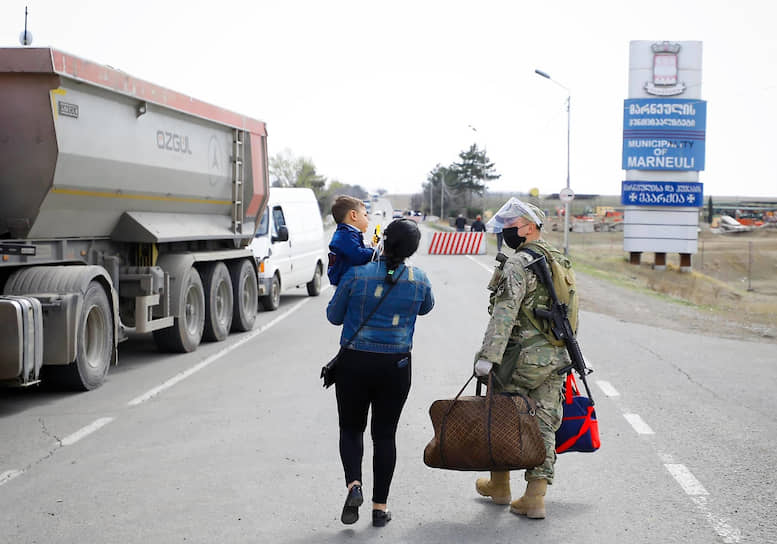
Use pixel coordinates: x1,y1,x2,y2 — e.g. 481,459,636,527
392,210,403,219
404,210,421,223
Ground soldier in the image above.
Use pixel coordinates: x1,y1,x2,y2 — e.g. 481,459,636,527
473,197,576,520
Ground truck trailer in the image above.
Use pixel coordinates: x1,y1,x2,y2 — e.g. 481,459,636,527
0,47,269,390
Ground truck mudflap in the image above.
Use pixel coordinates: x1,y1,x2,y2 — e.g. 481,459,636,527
0,296,43,386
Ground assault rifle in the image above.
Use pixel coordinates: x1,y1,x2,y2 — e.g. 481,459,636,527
498,250,595,403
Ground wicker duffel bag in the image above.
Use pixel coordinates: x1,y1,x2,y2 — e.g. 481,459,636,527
424,374,545,471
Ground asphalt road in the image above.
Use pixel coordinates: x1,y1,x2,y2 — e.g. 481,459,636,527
1,223,775,544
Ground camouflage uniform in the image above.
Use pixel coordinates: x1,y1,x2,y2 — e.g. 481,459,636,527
476,238,570,484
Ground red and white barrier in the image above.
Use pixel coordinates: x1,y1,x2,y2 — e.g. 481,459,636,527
428,232,486,255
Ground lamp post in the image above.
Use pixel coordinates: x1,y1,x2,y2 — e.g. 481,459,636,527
535,69,571,256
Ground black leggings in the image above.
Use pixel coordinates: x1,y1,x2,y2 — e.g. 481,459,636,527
335,348,411,504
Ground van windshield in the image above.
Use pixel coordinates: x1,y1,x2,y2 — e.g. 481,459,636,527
255,209,269,237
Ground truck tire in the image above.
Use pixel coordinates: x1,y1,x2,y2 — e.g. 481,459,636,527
260,273,280,311
202,262,233,342
43,281,113,391
229,259,258,332
306,263,322,296
153,266,205,352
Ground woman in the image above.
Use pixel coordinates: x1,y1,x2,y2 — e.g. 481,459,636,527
326,219,434,528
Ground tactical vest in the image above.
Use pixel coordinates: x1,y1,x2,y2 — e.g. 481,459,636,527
520,240,579,347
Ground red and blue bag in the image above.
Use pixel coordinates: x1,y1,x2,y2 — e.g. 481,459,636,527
555,373,600,454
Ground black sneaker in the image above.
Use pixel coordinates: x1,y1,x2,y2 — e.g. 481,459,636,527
341,485,363,524
372,509,392,527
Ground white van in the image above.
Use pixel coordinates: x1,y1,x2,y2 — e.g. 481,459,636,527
249,188,327,311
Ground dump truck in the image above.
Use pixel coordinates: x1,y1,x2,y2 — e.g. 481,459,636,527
0,47,269,390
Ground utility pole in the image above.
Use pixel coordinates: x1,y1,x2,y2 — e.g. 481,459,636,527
429,177,433,218
440,172,445,221
535,68,572,255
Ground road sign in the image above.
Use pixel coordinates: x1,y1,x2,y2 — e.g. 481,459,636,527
559,188,575,202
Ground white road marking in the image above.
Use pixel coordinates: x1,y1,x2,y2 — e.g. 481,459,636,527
690,496,742,543
623,413,654,435
128,296,316,406
596,380,620,397
664,465,741,542
466,255,494,274
664,463,708,496
0,470,23,487
60,417,114,446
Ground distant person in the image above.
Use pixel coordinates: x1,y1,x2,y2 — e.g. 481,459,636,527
455,214,467,232
470,215,486,232
327,195,375,286
327,219,435,527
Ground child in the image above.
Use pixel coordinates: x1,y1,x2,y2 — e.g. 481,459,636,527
328,195,375,286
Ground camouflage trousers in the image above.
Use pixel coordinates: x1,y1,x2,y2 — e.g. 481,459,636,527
505,358,565,484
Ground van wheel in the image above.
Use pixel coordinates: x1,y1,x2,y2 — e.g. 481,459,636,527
202,262,233,342
153,266,205,352
306,263,322,296
230,259,258,332
52,281,113,391
260,273,280,311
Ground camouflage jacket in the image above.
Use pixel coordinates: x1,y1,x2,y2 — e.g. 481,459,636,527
476,239,571,390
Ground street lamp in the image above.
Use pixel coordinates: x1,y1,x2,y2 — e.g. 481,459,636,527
535,68,571,256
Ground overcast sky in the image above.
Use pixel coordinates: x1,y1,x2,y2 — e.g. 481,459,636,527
2,0,775,198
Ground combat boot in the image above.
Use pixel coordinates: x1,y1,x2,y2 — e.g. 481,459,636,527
475,471,511,504
509,479,547,519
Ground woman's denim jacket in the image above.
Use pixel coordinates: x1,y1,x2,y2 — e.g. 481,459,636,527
326,259,434,353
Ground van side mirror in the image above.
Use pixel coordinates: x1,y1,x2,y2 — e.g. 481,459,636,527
273,225,289,243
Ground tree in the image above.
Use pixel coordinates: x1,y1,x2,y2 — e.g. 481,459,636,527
269,149,302,188
424,164,466,218
296,159,326,191
268,148,369,216
269,149,326,191
452,143,501,207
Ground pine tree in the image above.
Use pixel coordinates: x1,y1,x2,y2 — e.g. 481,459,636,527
452,144,500,208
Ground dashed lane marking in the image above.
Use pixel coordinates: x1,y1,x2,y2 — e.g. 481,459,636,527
127,291,325,407
689,496,742,543
664,463,708,495
664,464,742,543
60,417,115,446
623,413,655,435
0,470,23,487
595,380,620,397
465,254,495,274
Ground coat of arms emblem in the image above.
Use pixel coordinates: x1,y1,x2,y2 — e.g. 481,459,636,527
644,42,686,96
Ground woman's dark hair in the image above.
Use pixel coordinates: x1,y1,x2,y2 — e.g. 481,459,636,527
383,219,421,281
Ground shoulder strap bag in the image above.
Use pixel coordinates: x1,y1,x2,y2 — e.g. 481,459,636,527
320,266,405,388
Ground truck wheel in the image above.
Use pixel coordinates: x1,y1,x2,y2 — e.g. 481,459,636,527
49,281,113,391
153,266,205,352
306,263,322,297
230,259,257,332
202,262,233,342
260,273,280,311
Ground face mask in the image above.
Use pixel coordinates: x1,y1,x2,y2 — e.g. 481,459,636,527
502,227,526,250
